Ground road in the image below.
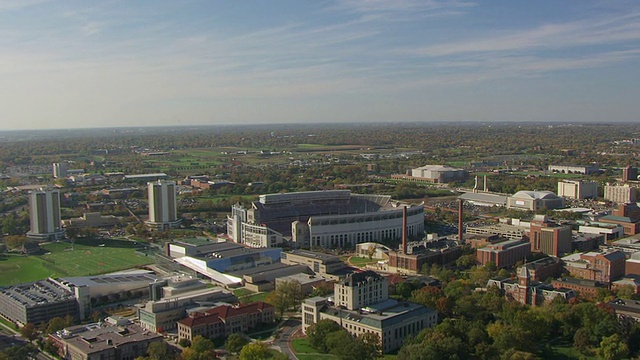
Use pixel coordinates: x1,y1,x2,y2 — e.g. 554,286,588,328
271,318,301,360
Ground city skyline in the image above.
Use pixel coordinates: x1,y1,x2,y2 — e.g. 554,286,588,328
2,0,640,130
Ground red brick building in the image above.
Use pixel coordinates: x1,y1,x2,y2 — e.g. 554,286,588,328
562,250,626,284
476,239,531,268
529,216,572,256
177,302,275,341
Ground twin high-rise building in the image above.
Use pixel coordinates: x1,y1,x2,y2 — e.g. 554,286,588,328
146,180,181,230
27,188,65,241
52,162,68,178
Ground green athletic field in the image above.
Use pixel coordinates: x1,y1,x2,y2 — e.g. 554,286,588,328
0,238,154,286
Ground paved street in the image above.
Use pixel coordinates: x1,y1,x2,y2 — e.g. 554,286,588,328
271,318,301,360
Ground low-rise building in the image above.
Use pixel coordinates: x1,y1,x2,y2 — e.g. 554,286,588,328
551,278,608,300
487,266,575,306
49,316,163,360
562,250,626,284
138,287,236,333
0,278,79,326
177,302,275,342
275,274,330,296
280,250,349,280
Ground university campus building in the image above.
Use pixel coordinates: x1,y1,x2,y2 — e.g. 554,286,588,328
302,271,437,353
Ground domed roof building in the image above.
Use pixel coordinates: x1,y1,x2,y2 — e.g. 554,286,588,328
507,190,566,211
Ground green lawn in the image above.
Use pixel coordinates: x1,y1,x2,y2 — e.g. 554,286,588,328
292,338,339,360
349,256,378,267
0,238,154,286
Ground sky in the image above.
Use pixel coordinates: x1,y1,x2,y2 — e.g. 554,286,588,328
2,0,640,130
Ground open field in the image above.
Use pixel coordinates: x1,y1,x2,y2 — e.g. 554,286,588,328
0,238,153,286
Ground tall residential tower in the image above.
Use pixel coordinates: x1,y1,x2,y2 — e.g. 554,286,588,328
146,180,180,230
27,188,65,240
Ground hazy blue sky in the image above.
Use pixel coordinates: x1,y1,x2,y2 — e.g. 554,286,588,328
2,0,640,130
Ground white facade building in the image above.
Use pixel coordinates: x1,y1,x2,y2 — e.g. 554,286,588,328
604,184,637,204
27,188,64,240
146,180,181,230
557,180,598,199
411,165,467,183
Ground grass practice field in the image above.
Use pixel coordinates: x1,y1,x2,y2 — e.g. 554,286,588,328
0,238,154,286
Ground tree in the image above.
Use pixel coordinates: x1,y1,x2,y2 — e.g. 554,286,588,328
326,330,357,359
46,316,67,334
356,332,382,360
20,323,38,342
239,341,270,360
615,285,638,300
147,341,174,360
597,334,629,360
181,336,217,360
265,280,303,318
265,289,289,320
225,333,248,354
306,319,342,353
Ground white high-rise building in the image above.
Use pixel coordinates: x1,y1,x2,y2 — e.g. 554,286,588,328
604,184,636,204
27,188,65,240
146,180,180,230
52,162,68,178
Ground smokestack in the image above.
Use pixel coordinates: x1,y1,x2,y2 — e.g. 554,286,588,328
484,175,488,192
402,206,408,254
458,199,464,243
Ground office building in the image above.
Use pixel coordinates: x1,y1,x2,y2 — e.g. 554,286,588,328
557,180,598,199
27,188,65,241
529,215,572,257
146,180,181,230
604,184,636,204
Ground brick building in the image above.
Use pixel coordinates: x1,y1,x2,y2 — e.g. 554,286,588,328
476,239,531,268
177,302,275,342
562,250,626,284
529,215,572,256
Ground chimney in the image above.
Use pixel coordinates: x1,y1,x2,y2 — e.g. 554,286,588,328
458,199,464,243
402,206,408,254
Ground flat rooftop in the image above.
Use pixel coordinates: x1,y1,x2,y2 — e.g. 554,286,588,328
0,279,76,307
53,320,162,355
321,298,435,328
284,249,339,263
58,273,156,287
